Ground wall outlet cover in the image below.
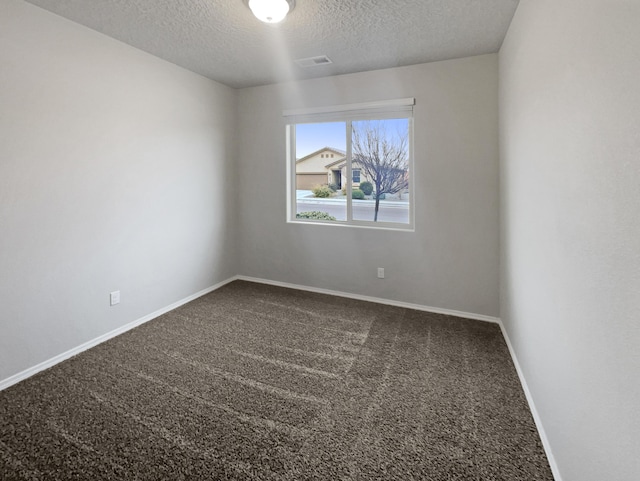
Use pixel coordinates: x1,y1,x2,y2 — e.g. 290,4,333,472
110,291,120,306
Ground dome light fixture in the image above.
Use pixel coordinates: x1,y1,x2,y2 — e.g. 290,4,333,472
246,0,295,24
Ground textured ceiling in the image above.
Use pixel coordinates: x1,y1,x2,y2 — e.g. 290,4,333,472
24,0,520,89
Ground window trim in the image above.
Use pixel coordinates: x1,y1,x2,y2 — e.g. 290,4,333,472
285,99,415,231
283,98,415,118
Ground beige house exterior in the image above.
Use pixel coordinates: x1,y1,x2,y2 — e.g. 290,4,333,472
295,147,367,190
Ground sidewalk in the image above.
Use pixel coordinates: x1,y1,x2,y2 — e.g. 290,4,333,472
297,191,409,207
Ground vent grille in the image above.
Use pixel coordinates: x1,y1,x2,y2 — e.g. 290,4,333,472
294,55,333,68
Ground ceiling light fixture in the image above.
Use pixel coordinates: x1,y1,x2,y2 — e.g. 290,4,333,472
246,0,295,24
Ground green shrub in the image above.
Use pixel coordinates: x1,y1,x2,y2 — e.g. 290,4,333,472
341,186,347,195
359,181,373,195
312,185,333,198
352,189,365,200
328,183,339,192
296,211,337,221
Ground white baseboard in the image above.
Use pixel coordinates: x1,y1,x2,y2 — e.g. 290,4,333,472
0,274,560,481
0,276,238,392
236,275,500,324
497,321,563,481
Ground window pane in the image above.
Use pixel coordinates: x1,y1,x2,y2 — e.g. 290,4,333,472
295,122,346,222
351,118,410,224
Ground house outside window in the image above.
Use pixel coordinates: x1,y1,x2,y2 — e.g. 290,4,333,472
285,98,415,229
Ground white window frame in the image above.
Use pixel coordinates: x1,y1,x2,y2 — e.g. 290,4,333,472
285,98,415,231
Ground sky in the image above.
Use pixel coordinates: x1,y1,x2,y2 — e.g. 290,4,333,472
295,122,346,159
295,119,409,158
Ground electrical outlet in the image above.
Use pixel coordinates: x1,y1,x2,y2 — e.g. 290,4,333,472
110,290,120,306
377,267,385,279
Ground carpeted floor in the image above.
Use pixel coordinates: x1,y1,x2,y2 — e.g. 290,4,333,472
0,281,554,480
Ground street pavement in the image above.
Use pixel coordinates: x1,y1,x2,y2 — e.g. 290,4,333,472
296,196,409,224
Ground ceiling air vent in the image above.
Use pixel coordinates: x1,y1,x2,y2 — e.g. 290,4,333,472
294,55,333,68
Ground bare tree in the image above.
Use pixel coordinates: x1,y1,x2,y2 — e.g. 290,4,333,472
352,120,409,221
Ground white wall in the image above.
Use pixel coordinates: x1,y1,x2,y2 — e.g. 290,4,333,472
237,55,499,317
499,1,640,480
0,0,238,382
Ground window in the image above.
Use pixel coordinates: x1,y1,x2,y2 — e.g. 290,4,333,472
286,98,414,229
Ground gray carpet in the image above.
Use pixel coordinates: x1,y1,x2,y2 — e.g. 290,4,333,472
0,281,554,480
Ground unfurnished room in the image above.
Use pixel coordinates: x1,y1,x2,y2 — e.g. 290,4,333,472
0,1,638,480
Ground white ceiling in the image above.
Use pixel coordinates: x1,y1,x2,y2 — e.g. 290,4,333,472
24,0,520,89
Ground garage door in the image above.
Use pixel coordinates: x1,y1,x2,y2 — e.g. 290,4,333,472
296,174,326,190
